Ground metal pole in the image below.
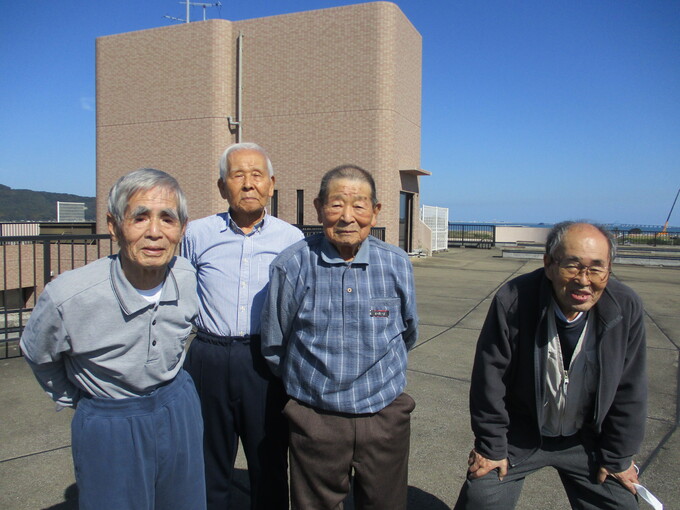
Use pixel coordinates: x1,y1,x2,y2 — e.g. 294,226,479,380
42,240,51,287
237,31,243,142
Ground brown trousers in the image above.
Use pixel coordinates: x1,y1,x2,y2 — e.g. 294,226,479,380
283,392,416,510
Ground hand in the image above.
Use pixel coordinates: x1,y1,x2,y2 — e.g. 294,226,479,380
466,449,509,480
596,461,639,494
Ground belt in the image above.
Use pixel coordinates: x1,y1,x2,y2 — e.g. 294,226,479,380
195,330,259,346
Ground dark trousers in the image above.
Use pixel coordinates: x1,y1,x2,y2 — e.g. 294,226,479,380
284,392,416,510
185,332,289,510
71,370,206,510
453,435,639,510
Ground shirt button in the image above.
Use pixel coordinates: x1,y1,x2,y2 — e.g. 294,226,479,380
152,320,157,325
347,288,353,293
152,340,157,346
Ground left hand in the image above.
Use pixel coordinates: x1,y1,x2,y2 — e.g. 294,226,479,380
597,461,639,494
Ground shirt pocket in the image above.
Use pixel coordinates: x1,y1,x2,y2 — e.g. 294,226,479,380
366,297,404,344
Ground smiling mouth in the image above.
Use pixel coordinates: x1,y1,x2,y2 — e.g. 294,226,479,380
569,289,592,302
142,247,165,255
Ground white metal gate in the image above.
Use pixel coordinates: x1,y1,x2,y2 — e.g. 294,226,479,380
421,205,449,253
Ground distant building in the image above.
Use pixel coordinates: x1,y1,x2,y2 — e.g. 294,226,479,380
95,2,430,251
57,202,86,222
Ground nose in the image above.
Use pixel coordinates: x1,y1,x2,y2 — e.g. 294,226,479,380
146,217,163,238
242,174,254,190
573,268,592,285
340,204,354,223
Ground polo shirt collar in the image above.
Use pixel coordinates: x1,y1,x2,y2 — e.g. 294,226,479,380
109,254,179,316
319,236,371,265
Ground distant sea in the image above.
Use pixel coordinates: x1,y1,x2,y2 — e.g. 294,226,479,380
450,221,680,234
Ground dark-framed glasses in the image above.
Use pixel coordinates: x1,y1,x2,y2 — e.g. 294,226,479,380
553,258,610,283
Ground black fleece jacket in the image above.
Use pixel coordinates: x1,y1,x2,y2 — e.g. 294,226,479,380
470,268,647,473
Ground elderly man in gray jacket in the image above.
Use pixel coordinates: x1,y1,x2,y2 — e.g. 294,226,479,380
454,221,647,510
21,168,205,510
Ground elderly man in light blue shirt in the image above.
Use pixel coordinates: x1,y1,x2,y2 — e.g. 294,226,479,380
181,142,303,510
261,164,418,510
20,168,205,510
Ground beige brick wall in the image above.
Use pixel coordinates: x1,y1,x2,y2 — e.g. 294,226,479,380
96,2,424,247
97,21,236,228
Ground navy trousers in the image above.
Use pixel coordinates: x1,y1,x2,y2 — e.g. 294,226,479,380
71,370,206,510
185,333,289,510
453,435,639,510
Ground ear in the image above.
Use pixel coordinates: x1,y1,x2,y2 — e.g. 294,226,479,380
217,178,228,200
543,254,554,280
371,202,382,227
106,213,119,243
268,175,275,198
313,197,323,224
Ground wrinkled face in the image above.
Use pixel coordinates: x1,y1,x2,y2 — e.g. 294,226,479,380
218,149,274,220
314,178,381,261
107,186,184,288
544,224,611,320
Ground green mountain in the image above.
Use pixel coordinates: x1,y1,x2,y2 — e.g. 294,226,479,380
0,184,96,221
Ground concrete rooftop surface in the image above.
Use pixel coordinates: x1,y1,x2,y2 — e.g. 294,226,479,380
1,248,678,509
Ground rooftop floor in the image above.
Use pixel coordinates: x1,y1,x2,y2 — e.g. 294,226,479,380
1,248,678,509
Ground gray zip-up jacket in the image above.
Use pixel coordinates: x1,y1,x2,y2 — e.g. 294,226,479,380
469,268,647,473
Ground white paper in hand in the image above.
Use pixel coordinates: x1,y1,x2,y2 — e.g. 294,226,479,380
633,483,663,510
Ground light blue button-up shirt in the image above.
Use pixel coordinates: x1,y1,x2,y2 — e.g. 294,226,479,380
261,234,418,414
181,211,304,337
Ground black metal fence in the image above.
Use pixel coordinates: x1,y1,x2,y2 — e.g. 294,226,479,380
296,225,386,241
1,234,115,358
448,223,496,249
0,226,385,358
608,228,680,247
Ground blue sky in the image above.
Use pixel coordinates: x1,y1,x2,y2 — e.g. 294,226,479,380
1,1,678,226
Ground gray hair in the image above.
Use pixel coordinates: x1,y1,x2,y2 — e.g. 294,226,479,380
219,142,274,181
545,221,617,262
317,164,378,206
107,168,188,227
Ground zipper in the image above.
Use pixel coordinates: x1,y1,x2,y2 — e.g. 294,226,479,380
556,341,567,436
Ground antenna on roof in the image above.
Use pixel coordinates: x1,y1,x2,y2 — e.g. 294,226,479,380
163,0,221,23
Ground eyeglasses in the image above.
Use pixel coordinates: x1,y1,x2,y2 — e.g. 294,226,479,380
553,258,610,283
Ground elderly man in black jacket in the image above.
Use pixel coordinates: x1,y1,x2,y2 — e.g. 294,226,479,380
454,221,647,510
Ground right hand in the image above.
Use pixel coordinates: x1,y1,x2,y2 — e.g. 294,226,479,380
467,449,509,480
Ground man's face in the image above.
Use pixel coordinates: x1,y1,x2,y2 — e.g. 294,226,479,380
107,186,184,288
544,224,611,320
314,177,381,261
218,149,274,220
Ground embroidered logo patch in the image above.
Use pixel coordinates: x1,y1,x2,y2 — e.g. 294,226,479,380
370,309,389,318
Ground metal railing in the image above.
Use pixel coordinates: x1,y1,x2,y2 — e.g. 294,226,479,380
296,225,386,241
608,228,680,247
448,223,496,249
1,227,386,358
1,234,116,358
